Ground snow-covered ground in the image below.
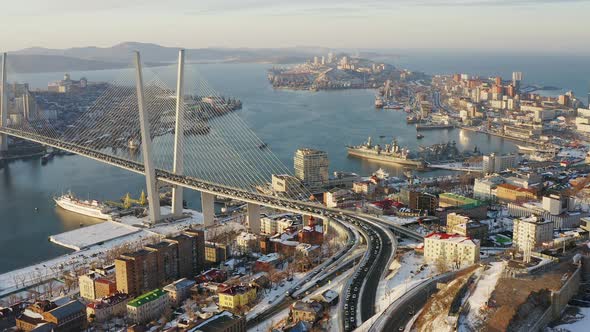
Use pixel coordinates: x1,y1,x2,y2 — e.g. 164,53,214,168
247,267,355,332
428,162,483,173
0,208,204,299
381,215,419,226
459,262,505,331
376,251,435,313
551,306,590,332
49,221,141,250
246,271,305,321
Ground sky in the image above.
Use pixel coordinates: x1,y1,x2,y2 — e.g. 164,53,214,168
2,0,590,53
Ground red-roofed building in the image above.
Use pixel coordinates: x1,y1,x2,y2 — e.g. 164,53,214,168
298,225,324,245
94,278,117,300
195,269,228,284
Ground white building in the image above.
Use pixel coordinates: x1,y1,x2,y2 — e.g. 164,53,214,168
423,233,480,268
260,214,301,235
294,148,329,187
473,176,505,201
236,232,259,252
272,174,302,196
512,216,553,257
575,116,590,133
482,153,520,174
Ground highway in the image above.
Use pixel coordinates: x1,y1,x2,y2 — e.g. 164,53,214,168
370,270,464,332
1,127,398,331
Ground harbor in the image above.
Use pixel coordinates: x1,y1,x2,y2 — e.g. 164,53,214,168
0,63,520,274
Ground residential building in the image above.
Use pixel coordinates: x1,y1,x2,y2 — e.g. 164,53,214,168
218,285,257,309
507,201,583,229
254,252,281,272
482,153,520,174
78,265,116,301
163,278,196,307
438,193,484,209
446,213,471,230
495,183,537,202
272,174,303,196
115,230,204,296
165,231,205,278
204,242,229,264
126,289,170,324
449,220,489,241
423,232,480,267
352,181,375,195
290,300,324,323
323,188,359,209
512,215,553,254
294,148,329,187
542,194,573,216
47,73,87,93
145,241,179,283
473,176,505,201
115,249,158,296
16,301,57,331
260,214,300,235
86,293,129,323
187,311,246,332
41,300,86,332
236,232,259,252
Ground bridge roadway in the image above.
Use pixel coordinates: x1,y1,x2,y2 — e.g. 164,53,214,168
0,127,414,329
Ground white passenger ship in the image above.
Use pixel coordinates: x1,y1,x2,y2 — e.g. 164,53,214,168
54,192,112,220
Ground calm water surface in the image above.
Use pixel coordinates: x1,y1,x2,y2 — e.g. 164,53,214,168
2,56,585,272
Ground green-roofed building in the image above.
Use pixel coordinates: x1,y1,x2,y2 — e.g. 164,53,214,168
127,288,170,323
439,193,484,209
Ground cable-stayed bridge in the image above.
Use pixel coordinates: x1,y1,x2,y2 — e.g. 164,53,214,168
0,51,421,331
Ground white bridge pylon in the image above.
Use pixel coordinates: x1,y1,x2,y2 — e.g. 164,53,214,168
1,50,314,227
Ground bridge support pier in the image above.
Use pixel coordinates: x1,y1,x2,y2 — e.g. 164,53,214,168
1,53,8,154
247,203,261,234
134,51,161,224
171,49,185,217
201,192,215,227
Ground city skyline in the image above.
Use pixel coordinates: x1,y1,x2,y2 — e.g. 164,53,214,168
2,0,590,53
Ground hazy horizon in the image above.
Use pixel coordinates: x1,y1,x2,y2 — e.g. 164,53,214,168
2,0,590,54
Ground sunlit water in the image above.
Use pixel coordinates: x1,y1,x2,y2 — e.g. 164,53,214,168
1,55,587,272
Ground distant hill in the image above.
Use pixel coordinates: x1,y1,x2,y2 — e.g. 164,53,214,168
5,54,131,73
8,42,391,73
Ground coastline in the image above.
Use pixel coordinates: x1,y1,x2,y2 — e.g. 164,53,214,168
459,126,544,146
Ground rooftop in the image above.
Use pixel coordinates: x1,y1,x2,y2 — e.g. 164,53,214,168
439,193,483,206
425,232,479,245
46,300,85,320
219,285,253,296
127,289,166,308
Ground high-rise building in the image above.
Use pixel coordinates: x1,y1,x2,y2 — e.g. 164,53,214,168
115,249,159,296
512,215,553,261
115,230,205,296
494,76,502,86
512,71,523,91
294,148,329,187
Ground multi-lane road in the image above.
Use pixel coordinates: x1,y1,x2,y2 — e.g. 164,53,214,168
0,127,414,331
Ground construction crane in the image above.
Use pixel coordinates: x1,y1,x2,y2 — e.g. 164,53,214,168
106,191,147,209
